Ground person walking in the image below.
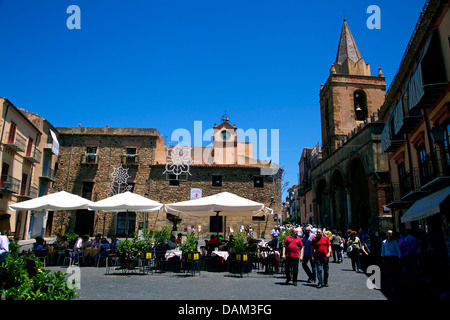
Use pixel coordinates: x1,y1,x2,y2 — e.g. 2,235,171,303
330,230,342,263
281,228,303,286
270,226,280,249
381,230,402,292
360,235,374,272
301,226,316,283
312,228,331,288
347,231,362,272
337,231,344,263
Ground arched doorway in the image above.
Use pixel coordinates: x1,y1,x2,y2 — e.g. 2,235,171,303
316,179,328,226
330,169,347,230
347,157,370,230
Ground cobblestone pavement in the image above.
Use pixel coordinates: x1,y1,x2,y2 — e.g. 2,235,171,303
45,256,394,301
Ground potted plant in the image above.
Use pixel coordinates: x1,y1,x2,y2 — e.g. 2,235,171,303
134,229,154,260
229,232,250,275
181,232,199,258
153,226,172,248
118,239,140,270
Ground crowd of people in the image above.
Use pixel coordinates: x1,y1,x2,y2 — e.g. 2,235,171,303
1,220,445,296
269,223,441,292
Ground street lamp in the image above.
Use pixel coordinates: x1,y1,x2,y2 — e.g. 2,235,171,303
430,124,445,144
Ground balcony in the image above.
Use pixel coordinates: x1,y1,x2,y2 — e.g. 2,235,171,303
3,132,26,153
24,148,42,164
385,183,410,209
401,169,427,200
381,123,404,153
0,175,20,194
81,153,99,165
18,184,38,199
393,98,422,135
121,154,139,165
40,167,55,181
420,146,450,190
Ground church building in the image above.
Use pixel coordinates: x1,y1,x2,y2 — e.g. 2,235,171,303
311,20,391,232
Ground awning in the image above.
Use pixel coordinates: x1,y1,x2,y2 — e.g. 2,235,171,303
401,186,450,223
49,129,60,156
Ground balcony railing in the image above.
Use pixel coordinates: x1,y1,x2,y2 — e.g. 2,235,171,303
40,167,55,181
0,175,20,193
24,147,42,164
3,132,26,153
121,154,139,165
19,184,38,199
81,153,99,164
385,183,410,209
420,146,450,189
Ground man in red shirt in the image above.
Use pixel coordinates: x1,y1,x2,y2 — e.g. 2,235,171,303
282,228,303,286
312,228,331,288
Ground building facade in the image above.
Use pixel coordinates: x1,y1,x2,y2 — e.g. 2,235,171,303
380,0,449,257
298,144,321,225
311,20,391,232
51,117,279,238
0,98,60,239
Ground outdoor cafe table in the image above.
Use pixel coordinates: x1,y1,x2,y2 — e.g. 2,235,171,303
84,247,100,258
211,250,229,261
260,249,280,273
165,249,183,261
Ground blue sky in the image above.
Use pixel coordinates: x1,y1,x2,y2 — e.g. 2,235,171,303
0,0,426,198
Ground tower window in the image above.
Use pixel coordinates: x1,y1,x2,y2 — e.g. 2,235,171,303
354,90,367,121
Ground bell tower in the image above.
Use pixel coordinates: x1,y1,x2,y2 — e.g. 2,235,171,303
319,20,386,158
213,111,238,164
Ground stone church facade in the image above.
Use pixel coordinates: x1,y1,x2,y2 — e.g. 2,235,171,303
311,20,392,232
51,117,279,239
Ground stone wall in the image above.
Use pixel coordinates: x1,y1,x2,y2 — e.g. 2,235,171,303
51,127,279,239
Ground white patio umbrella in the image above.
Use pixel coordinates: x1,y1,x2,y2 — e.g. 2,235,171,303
9,191,94,211
88,191,163,237
164,191,273,238
9,191,95,236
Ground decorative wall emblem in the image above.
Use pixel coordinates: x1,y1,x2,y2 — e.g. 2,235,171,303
106,164,133,195
163,144,192,180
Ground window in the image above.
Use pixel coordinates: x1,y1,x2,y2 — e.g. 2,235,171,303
0,162,9,188
85,147,97,163
253,176,264,188
82,182,94,200
26,138,33,157
398,162,406,196
417,144,428,180
169,174,179,186
212,175,222,187
221,130,230,141
126,148,137,164
20,173,28,196
8,122,17,144
354,90,367,121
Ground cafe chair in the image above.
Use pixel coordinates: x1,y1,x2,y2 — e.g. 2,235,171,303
35,249,49,267
105,254,121,275
96,249,111,268
62,249,76,267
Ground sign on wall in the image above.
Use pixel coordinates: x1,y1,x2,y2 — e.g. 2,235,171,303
190,188,202,200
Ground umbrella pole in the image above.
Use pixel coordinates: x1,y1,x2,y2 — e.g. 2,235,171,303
126,209,129,239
